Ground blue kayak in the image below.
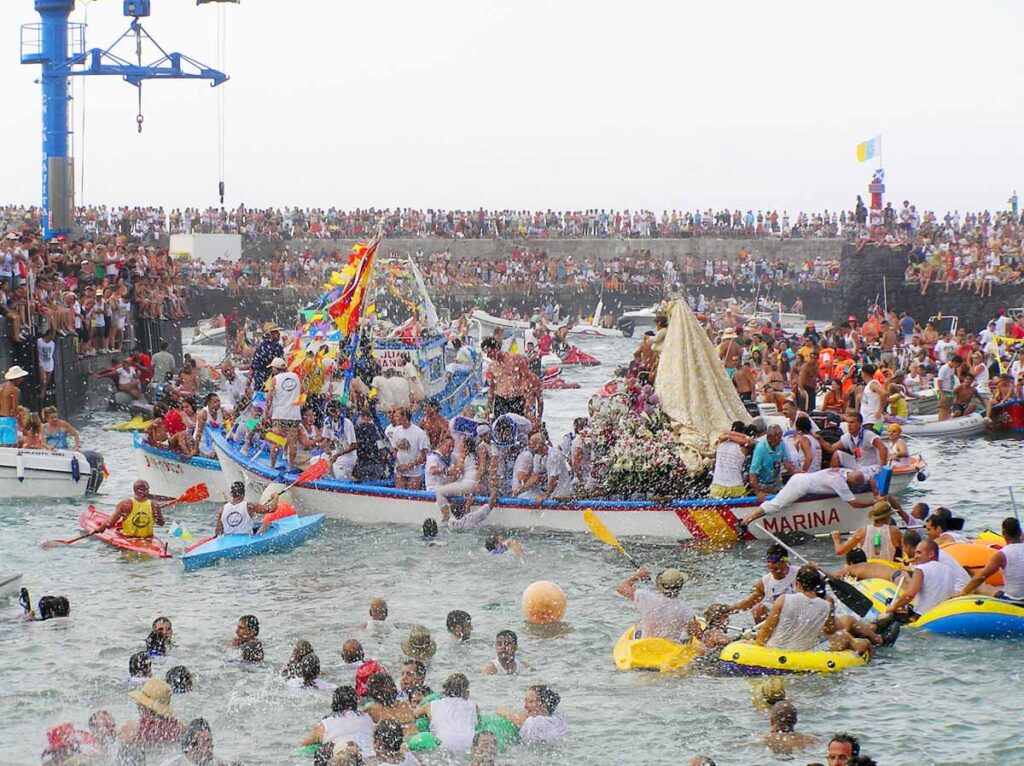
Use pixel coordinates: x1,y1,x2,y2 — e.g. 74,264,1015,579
181,514,325,572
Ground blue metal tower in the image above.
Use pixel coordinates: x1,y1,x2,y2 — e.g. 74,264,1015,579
20,1,229,239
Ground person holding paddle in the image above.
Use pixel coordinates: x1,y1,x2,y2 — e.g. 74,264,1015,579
616,567,702,643
215,481,279,537
97,480,170,539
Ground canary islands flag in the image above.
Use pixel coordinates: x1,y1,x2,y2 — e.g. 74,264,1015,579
856,135,880,163
169,523,195,543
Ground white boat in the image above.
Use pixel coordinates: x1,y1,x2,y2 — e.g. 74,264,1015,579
190,318,227,346
210,429,924,542
617,305,661,337
900,412,987,437
0,447,104,498
470,309,622,339
132,433,232,500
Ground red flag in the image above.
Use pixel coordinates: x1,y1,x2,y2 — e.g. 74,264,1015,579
326,238,379,334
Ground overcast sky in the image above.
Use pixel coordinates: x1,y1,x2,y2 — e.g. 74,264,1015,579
1,0,1022,214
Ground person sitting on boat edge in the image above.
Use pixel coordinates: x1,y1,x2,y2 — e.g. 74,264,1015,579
616,567,703,643
820,412,888,476
497,684,567,745
709,422,755,499
737,467,881,531
754,565,871,655
727,544,796,624
831,501,902,563
884,538,957,619
959,517,1024,600
322,400,358,481
215,481,279,537
97,480,170,539
747,425,795,505
951,373,983,418
42,406,80,451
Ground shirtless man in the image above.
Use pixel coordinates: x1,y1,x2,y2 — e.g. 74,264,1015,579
879,322,899,370
762,701,821,755
921,321,939,360
951,373,982,417
482,337,538,419
795,351,819,413
718,329,742,376
987,373,1015,418
145,403,170,449
0,365,28,446
732,360,756,402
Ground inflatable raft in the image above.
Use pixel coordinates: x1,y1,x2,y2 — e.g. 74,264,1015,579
900,412,986,437
613,625,701,672
716,641,869,676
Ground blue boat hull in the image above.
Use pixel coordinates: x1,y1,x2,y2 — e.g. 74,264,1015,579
182,514,325,572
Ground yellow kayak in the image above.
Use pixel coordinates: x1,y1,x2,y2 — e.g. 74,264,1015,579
613,625,702,672
717,640,869,676
105,416,153,432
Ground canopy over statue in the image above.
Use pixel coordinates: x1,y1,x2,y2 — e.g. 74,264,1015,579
654,299,752,471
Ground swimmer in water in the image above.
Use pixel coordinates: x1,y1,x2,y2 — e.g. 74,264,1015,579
446,610,473,644
358,598,390,631
481,630,529,675
761,701,821,754
484,534,524,557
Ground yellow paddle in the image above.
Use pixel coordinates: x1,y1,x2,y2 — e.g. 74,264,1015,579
583,509,639,568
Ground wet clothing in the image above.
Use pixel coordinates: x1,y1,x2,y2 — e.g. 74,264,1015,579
122,499,155,538
765,592,830,651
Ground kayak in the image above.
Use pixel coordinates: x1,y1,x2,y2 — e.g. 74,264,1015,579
78,507,172,559
181,513,325,572
900,412,986,437
543,377,581,390
0,573,22,601
613,625,701,672
716,640,869,676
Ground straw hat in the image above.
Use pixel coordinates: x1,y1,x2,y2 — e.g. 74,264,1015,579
4,366,29,381
722,328,737,339
869,500,893,523
656,568,689,595
128,678,173,718
269,357,286,369
401,625,437,661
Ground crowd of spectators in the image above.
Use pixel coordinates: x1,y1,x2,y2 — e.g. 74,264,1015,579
1,203,866,242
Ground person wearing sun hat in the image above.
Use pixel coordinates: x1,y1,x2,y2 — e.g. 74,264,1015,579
401,625,438,663
0,365,29,446
616,566,702,643
830,500,902,563
121,678,183,747
718,327,742,377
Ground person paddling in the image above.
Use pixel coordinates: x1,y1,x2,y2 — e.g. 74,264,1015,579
97,480,170,539
215,481,279,537
959,517,1024,600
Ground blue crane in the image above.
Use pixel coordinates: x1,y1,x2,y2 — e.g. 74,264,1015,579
20,1,232,239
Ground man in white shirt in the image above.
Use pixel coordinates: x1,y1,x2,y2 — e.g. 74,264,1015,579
540,445,574,500
616,567,702,642
219,362,251,408
385,407,429,490
740,467,881,528
936,355,960,421
934,333,958,364
496,685,568,745
263,357,302,470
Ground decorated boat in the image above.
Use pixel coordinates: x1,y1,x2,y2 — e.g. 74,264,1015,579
133,433,231,501
0,446,105,498
987,399,1024,433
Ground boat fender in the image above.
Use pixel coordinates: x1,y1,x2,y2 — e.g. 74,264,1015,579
16,452,25,482
71,455,81,483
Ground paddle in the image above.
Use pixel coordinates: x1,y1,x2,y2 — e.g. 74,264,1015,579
583,509,640,569
161,483,211,509
42,504,101,549
753,522,875,618
279,458,332,494
1011,487,1020,523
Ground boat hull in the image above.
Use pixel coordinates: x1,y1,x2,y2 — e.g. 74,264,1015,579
133,435,231,500
212,430,923,542
987,400,1024,432
901,413,986,437
0,447,97,498
471,309,622,338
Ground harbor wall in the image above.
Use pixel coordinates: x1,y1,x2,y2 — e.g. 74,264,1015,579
834,244,1024,329
248,236,844,265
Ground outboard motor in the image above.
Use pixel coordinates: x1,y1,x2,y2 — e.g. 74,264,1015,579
617,318,636,338
82,450,105,494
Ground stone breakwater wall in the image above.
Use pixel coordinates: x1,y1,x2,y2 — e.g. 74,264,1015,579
247,236,844,265
834,244,1024,329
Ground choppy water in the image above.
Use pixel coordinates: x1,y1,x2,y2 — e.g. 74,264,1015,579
2,334,1023,765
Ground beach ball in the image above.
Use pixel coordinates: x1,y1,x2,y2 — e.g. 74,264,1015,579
521,580,567,625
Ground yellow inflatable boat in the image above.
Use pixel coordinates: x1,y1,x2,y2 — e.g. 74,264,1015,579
613,625,702,672
716,640,869,676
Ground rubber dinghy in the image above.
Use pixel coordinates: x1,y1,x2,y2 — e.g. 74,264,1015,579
716,641,869,676
613,625,701,672
899,412,986,437
181,513,325,572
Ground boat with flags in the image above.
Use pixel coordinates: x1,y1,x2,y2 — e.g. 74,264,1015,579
212,298,924,542
133,232,482,499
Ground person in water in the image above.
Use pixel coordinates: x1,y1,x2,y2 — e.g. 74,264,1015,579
761,700,821,754
372,719,421,765
128,651,152,689
120,678,184,747
415,673,479,753
484,534,524,557
97,480,170,539
300,685,375,757
497,684,567,744
481,630,530,675
446,610,473,644
215,481,279,537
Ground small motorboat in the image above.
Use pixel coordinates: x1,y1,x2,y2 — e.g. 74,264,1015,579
0,447,105,498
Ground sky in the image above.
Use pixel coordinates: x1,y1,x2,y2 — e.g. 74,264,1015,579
1,0,1022,214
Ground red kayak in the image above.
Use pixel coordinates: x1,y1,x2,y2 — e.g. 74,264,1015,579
543,377,581,390
79,506,172,558
561,347,601,366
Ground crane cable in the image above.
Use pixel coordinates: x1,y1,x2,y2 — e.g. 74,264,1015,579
216,4,227,204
